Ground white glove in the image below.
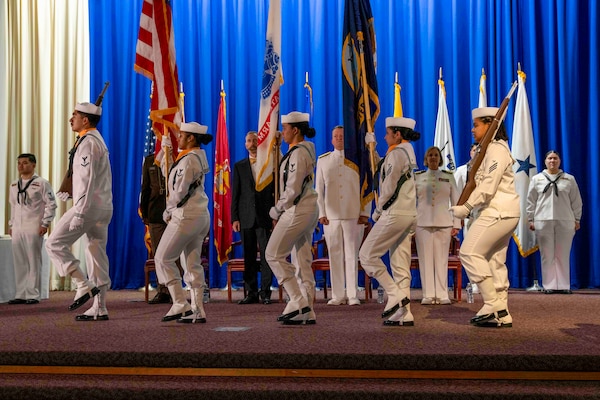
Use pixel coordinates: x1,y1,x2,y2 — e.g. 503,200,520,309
371,210,381,222
161,135,172,150
69,216,84,231
269,206,283,221
162,210,172,223
56,192,70,202
449,205,470,220
365,132,376,145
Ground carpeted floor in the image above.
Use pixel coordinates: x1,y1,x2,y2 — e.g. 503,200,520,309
1,288,600,398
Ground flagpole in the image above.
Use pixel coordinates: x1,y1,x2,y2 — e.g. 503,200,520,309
179,82,186,123
357,34,376,177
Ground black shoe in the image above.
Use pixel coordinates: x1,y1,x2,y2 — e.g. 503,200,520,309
470,309,508,325
544,289,555,294
475,320,512,328
383,320,415,327
149,292,172,304
25,299,40,305
162,310,192,322
8,299,26,305
238,295,260,304
263,298,272,305
69,287,100,311
75,314,109,321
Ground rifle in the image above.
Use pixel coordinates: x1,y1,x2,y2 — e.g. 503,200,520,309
457,81,518,205
59,82,110,196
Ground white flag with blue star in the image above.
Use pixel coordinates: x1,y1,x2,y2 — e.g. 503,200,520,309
511,69,538,256
434,73,456,171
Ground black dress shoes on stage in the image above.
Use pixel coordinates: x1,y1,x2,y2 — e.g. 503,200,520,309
8,299,27,305
162,309,192,322
75,314,109,321
69,287,100,311
238,295,260,304
470,309,508,325
25,299,39,304
149,292,172,304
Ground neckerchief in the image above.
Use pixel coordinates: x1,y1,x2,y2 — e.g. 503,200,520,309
17,176,37,204
542,171,563,197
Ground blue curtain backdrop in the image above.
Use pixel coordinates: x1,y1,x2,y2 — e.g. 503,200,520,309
88,0,599,290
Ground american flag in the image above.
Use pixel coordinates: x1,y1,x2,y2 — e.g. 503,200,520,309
134,0,181,157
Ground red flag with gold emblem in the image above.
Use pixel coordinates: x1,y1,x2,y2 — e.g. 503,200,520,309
213,89,232,265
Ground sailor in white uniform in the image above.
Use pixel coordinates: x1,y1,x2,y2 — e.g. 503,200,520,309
359,116,420,327
154,122,212,323
8,153,56,304
527,150,582,293
415,146,461,305
266,111,318,325
450,107,520,328
315,125,369,306
46,102,113,320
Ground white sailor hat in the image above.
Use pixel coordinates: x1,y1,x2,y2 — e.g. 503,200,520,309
385,117,416,130
281,111,310,124
180,122,208,134
472,107,499,120
75,102,102,116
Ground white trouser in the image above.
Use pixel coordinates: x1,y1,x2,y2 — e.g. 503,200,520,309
323,219,363,300
155,210,210,289
11,227,43,300
415,226,452,299
389,231,413,296
266,203,318,304
460,215,519,284
359,213,415,303
535,220,575,290
46,207,112,287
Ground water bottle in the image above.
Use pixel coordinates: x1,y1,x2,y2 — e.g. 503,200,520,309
203,288,210,303
377,286,385,304
466,283,474,304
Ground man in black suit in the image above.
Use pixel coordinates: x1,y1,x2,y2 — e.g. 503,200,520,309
231,131,275,304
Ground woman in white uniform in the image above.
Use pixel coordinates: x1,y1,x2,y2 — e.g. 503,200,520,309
154,122,212,323
265,111,318,325
359,116,420,327
450,107,520,328
415,146,461,305
527,150,582,294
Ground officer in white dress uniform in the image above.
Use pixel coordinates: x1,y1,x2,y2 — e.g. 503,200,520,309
315,126,369,306
415,146,461,305
154,122,212,323
450,107,520,328
46,102,113,320
8,154,56,304
265,111,318,325
527,150,582,293
359,116,420,327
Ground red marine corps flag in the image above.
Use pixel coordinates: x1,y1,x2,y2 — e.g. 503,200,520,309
214,86,232,265
134,0,181,157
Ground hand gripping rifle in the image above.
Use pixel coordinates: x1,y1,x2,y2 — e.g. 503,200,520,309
59,82,110,196
457,81,518,205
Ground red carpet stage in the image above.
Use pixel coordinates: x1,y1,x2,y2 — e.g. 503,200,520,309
1,289,599,399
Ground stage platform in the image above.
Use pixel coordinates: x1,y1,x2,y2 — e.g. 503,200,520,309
1,288,599,399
